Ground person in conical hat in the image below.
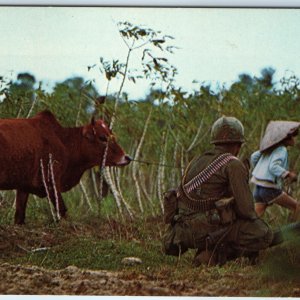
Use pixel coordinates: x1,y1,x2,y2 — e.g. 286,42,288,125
251,121,300,220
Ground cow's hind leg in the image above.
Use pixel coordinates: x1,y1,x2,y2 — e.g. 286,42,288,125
14,190,29,225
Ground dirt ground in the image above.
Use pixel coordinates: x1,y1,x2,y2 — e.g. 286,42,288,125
0,261,299,296
0,223,202,296
2,261,256,296
0,223,299,296
0,263,189,296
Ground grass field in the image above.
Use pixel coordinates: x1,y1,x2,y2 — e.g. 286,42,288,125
0,193,299,296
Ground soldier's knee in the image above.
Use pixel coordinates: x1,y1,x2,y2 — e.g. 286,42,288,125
231,218,274,250
253,218,274,248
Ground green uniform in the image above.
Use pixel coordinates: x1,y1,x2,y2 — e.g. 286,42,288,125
163,145,273,257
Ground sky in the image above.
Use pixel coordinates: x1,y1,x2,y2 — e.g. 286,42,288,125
1,6,300,99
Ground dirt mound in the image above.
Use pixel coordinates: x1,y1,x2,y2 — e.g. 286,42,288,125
0,263,201,296
0,223,196,296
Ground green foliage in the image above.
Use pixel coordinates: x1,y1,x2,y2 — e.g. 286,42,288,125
262,234,300,281
1,21,300,227
2,67,300,223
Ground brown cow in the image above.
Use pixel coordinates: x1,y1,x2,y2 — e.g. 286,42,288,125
0,110,131,224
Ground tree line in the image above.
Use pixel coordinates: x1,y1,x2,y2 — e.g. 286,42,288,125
1,22,300,221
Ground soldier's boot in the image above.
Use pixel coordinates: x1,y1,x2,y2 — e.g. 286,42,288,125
245,251,259,265
233,249,260,265
270,230,284,247
193,242,229,267
216,242,228,266
193,249,217,267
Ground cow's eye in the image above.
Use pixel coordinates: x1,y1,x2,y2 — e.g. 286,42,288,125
99,135,108,142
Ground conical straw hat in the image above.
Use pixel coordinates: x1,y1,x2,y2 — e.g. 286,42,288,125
260,121,300,152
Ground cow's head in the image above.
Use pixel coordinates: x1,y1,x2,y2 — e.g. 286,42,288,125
82,117,131,167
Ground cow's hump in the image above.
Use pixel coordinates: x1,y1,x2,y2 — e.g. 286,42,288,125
33,110,63,129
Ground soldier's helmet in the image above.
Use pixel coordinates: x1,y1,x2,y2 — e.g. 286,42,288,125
211,116,245,144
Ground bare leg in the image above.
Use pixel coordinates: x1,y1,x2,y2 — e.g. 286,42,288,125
273,192,300,221
255,203,267,217
14,190,29,225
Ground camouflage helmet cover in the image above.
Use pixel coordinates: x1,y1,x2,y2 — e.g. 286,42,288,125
211,116,245,144
260,121,300,152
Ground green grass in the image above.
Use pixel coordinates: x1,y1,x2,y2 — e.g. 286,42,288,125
0,215,299,296
262,232,300,281
6,237,177,271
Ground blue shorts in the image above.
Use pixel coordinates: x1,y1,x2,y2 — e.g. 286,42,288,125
253,185,283,205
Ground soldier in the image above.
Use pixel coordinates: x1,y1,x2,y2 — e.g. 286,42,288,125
163,116,273,266
251,121,300,221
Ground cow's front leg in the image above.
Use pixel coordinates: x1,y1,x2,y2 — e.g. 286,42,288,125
14,190,29,225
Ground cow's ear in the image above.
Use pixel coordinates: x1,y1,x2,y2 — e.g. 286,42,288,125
82,126,95,141
104,115,110,126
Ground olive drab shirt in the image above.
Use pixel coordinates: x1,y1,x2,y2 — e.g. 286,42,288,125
179,145,257,221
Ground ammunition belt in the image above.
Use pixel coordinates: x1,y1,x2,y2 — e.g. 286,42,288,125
184,153,236,193
178,153,236,212
177,184,219,212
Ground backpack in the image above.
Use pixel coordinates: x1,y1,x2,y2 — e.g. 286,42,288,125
163,189,178,225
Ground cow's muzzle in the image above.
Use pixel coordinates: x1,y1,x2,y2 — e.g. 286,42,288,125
117,155,132,166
